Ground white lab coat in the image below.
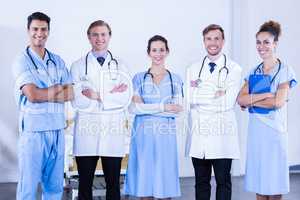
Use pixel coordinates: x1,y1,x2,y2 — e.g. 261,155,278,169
185,55,242,159
70,51,132,157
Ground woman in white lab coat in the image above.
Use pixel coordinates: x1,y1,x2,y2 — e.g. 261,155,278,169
70,20,132,200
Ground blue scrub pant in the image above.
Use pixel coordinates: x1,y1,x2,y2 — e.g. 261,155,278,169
16,130,64,200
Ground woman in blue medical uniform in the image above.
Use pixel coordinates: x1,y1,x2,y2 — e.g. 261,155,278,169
238,21,297,200
124,35,183,199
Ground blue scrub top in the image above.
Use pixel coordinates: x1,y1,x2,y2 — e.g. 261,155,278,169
245,61,297,132
12,47,72,132
133,71,183,106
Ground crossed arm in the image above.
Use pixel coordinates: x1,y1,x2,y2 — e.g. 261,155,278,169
22,83,74,103
129,95,183,117
237,81,289,109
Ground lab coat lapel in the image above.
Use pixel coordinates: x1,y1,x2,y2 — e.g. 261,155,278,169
202,55,224,84
102,51,112,69
87,51,102,91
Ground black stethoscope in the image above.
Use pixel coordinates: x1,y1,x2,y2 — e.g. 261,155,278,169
84,50,118,78
26,46,57,69
142,68,184,99
26,46,58,84
196,54,229,88
253,58,281,84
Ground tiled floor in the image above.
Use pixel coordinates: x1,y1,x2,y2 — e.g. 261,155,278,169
1,174,299,200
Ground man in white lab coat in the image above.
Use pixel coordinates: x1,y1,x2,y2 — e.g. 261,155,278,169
185,24,242,200
70,20,132,200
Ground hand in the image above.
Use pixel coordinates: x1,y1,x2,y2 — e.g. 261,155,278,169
265,92,275,99
48,84,63,96
214,90,226,98
164,104,183,113
190,80,198,88
82,88,101,101
110,83,128,93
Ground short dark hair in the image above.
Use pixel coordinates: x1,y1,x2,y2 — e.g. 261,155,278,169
202,24,225,40
27,12,50,30
256,20,281,41
147,35,169,54
87,20,112,36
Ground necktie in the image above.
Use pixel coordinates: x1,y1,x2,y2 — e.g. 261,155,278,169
209,62,216,73
97,57,105,66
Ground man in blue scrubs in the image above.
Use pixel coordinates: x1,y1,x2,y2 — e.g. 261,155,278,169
12,12,73,200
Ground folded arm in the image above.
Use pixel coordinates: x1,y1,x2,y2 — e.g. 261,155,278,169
209,80,241,112
21,83,73,103
252,82,289,109
129,95,183,117
52,84,74,102
237,81,274,107
189,68,242,112
186,71,215,106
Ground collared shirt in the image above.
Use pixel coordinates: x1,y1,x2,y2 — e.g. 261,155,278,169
92,50,108,59
12,47,72,132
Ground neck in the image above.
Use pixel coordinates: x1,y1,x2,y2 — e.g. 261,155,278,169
30,45,45,59
92,49,107,55
207,52,222,62
150,64,166,74
263,56,278,70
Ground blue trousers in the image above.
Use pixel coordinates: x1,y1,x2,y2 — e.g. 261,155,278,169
17,130,64,200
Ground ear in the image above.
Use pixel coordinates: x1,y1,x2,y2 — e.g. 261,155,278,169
87,34,92,41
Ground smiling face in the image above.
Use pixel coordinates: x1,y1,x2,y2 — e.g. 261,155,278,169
203,29,224,57
28,19,49,48
256,31,277,60
88,25,111,52
148,40,169,66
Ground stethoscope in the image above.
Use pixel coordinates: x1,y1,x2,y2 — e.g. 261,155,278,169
196,54,229,88
253,58,281,84
142,68,183,99
26,46,58,84
84,50,118,80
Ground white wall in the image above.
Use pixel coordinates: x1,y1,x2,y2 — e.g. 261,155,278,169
1,0,299,182
0,0,232,182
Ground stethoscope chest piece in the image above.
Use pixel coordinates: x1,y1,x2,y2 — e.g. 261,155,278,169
195,78,202,87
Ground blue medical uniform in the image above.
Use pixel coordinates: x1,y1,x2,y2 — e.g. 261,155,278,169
244,62,297,195
12,47,71,200
124,71,182,198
